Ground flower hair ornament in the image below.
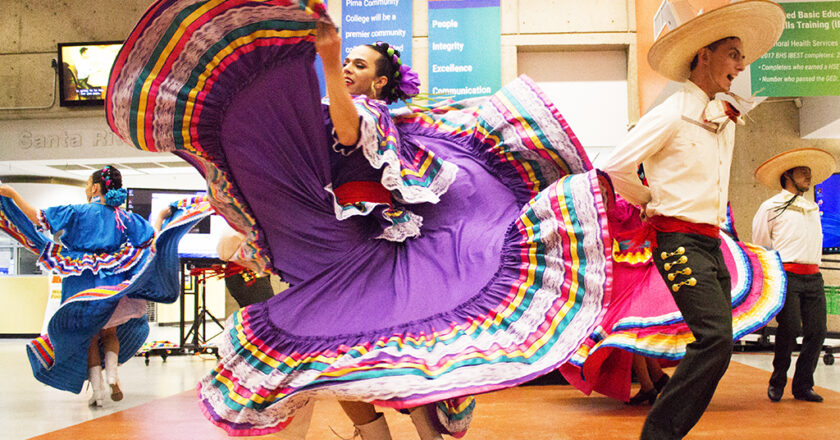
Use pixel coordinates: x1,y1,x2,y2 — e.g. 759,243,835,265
99,166,127,208
104,188,128,207
370,42,420,103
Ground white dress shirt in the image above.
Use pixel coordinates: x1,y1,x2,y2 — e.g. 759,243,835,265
604,81,735,227
752,189,823,265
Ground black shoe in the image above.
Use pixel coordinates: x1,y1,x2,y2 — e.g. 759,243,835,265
793,388,823,402
627,387,658,405
653,373,670,393
767,385,783,402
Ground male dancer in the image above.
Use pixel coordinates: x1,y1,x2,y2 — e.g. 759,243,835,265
753,148,837,403
603,1,785,438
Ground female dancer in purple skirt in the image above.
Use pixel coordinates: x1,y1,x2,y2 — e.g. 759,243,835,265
315,23,457,438
106,2,613,438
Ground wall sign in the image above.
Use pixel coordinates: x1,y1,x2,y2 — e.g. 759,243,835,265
428,0,501,100
751,1,840,96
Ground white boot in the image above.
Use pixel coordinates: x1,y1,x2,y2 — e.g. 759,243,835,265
87,366,105,407
409,406,444,440
353,413,392,440
104,351,123,401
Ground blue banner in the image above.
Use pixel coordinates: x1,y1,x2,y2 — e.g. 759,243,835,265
328,1,414,107
342,1,413,69
428,0,500,100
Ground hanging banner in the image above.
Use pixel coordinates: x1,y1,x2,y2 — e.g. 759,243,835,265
342,0,413,76
751,1,840,96
428,0,501,100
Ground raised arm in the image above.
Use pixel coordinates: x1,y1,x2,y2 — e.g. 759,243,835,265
0,185,39,223
315,21,360,147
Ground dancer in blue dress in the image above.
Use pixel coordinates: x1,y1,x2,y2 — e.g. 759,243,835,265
0,166,214,406
0,166,151,405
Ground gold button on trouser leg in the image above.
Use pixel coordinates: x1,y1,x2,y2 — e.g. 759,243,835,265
671,277,698,292
664,255,688,271
660,246,685,261
668,267,693,281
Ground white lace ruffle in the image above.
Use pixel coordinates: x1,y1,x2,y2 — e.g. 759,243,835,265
376,212,423,242
355,101,459,205
324,183,423,242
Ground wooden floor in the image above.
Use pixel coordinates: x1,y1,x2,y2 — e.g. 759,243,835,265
32,361,840,439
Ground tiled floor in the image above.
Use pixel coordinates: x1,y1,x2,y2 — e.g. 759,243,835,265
4,326,840,439
2,325,219,439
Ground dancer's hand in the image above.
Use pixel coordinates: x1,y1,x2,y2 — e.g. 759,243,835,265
315,21,342,69
153,206,174,232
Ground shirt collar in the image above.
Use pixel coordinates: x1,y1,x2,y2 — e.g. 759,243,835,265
683,80,712,104
777,189,817,209
778,189,808,201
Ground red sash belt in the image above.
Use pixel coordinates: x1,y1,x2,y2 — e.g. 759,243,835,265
782,263,820,275
631,215,720,249
333,181,391,206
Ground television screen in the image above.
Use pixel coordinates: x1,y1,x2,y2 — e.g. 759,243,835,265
127,188,224,259
815,173,840,254
57,41,122,107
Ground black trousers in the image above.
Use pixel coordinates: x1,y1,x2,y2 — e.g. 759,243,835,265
769,271,826,395
641,232,733,440
225,273,275,308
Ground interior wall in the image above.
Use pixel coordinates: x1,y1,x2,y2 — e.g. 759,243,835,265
518,50,629,164
3,0,636,124
3,0,839,247
5,181,86,208
0,0,152,114
0,276,49,334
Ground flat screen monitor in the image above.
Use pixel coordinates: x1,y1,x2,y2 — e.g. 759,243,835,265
57,41,122,107
815,173,840,254
127,188,224,259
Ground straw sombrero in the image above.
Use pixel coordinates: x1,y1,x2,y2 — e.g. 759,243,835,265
648,0,786,82
754,148,837,189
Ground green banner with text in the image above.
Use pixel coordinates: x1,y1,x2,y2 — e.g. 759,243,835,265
751,1,840,96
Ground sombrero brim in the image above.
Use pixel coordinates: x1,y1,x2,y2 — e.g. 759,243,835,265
648,0,786,82
754,148,837,189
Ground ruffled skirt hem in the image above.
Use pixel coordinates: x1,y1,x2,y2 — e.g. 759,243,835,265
197,171,612,435
25,198,215,393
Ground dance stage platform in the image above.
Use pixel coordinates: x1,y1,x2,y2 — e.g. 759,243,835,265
31,361,840,439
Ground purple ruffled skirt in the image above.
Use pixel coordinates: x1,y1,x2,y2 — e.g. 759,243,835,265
105,1,613,435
